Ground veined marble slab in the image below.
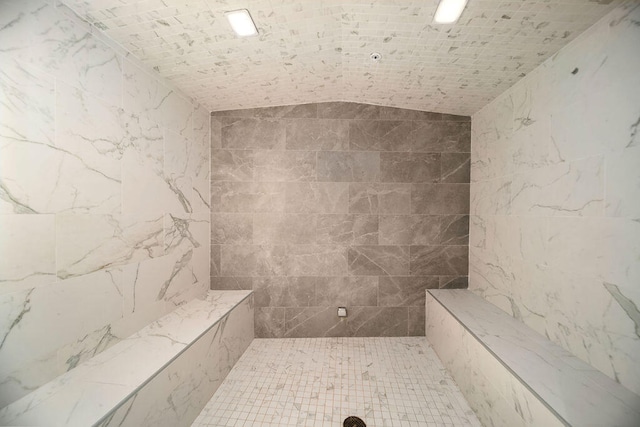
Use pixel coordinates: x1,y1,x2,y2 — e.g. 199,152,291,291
0,290,253,427
427,290,640,427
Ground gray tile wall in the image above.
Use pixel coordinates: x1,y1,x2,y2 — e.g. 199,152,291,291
210,102,470,337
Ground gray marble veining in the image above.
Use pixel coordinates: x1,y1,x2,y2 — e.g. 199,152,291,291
211,102,471,338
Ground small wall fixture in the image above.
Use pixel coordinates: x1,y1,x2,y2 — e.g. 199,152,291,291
434,0,468,24
225,9,258,37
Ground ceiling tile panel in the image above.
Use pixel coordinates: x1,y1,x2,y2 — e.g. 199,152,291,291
62,0,625,115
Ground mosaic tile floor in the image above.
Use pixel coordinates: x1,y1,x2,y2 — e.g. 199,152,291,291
192,337,480,427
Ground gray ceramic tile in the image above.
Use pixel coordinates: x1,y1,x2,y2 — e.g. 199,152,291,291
408,307,426,336
317,151,380,182
348,307,408,336
210,276,253,290
314,276,378,306
410,245,468,276
212,104,317,118
317,102,381,120
211,149,253,182
349,120,415,152
253,150,316,182
252,277,316,307
209,102,471,338
441,114,471,122
285,245,348,276
349,183,411,214
285,118,349,150
316,214,378,245
411,121,471,153
439,276,469,289
285,182,349,213
253,213,316,244
211,213,253,244
379,107,443,121
220,245,287,277
379,215,440,245
380,152,441,183
221,117,286,150
284,307,349,337
411,184,470,214
441,153,471,183
255,307,285,338
211,116,222,149
348,245,410,276
439,215,470,245
211,182,286,213
210,245,220,276
378,276,439,307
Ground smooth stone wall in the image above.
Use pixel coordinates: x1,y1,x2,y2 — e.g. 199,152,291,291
469,3,640,394
0,0,211,407
210,102,471,337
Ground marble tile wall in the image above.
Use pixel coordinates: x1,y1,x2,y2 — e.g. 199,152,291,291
425,292,566,427
210,102,470,338
469,4,640,395
0,0,210,407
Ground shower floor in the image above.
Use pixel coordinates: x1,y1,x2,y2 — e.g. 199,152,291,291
192,337,480,427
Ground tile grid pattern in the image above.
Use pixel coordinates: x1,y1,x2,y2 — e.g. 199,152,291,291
59,0,624,116
210,102,471,338
192,337,481,427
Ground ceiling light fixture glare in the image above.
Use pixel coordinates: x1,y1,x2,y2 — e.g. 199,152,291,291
434,0,468,24
225,9,258,37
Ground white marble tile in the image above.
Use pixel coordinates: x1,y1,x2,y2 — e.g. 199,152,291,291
162,91,194,138
56,81,123,182
0,1,37,62
469,177,511,216
194,336,479,427
122,59,171,125
471,6,640,389
0,0,211,410
549,11,640,161
0,268,124,406
121,112,195,215
545,217,605,280
26,0,123,106
427,296,549,427
0,215,56,293
56,214,164,280
99,295,253,427
601,218,640,292
0,291,252,426
0,54,55,147
510,155,604,217
192,105,211,150
605,146,640,219
427,290,640,427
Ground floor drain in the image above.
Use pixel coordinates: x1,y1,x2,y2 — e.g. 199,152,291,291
343,416,366,427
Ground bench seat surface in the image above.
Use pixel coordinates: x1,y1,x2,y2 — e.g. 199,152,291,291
0,290,252,426
428,289,640,427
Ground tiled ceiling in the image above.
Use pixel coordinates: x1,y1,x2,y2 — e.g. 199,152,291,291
62,0,623,115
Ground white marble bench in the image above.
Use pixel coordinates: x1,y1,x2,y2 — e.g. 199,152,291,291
426,289,640,427
0,290,253,427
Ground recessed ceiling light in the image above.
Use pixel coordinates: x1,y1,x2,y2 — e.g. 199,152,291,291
434,0,468,24
225,9,258,37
